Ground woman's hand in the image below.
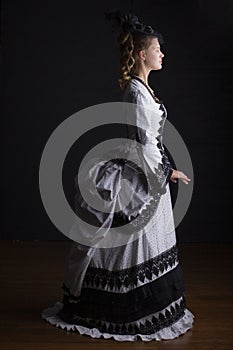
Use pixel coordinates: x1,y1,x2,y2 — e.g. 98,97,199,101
170,169,191,185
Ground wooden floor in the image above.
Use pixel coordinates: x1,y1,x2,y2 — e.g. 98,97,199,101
0,241,232,350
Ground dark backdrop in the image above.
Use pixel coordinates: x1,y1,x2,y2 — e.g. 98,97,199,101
2,0,233,242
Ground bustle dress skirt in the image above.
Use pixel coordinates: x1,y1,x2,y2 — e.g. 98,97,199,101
41,82,194,341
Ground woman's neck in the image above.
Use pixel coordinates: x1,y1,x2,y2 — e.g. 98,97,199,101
131,69,158,100
132,68,150,85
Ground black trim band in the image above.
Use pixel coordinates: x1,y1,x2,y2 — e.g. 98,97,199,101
58,295,186,336
60,264,185,323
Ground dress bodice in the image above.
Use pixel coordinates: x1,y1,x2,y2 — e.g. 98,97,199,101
122,77,168,149
122,77,173,186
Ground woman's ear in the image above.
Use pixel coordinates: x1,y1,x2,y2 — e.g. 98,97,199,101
137,49,146,61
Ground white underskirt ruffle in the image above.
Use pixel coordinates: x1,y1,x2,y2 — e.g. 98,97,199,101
41,302,194,342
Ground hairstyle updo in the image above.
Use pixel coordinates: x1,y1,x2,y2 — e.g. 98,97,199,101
117,32,156,90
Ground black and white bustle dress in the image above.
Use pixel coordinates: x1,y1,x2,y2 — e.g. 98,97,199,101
41,77,194,341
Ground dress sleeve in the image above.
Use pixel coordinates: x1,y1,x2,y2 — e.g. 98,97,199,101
124,89,173,187
161,148,174,184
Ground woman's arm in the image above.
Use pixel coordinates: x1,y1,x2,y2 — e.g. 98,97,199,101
124,89,172,186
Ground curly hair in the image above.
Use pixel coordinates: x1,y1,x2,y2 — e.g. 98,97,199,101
117,32,155,90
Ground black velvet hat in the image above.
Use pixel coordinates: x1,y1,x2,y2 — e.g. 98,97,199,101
105,8,164,44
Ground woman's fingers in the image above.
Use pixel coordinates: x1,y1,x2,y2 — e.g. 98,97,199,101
181,179,189,184
180,175,191,184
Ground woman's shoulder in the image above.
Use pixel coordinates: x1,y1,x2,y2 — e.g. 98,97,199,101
123,79,151,104
122,78,165,116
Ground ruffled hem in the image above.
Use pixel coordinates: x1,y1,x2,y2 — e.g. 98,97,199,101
41,302,194,342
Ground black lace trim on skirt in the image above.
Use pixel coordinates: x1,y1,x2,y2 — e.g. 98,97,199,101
58,295,186,336
83,244,179,290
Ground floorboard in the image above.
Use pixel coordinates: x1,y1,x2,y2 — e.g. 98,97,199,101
0,241,232,350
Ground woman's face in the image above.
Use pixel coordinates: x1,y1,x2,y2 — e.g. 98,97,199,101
142,37,164,70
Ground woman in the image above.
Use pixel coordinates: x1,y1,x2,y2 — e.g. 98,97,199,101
41,10,194,341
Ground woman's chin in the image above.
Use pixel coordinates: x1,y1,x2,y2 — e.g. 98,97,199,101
153,64,163,71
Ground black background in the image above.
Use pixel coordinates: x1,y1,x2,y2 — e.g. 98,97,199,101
2,0,233,242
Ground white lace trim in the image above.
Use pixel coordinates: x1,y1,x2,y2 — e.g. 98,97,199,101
41,302,194,342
